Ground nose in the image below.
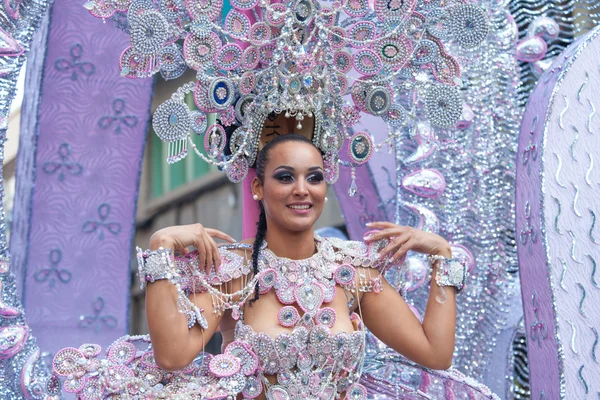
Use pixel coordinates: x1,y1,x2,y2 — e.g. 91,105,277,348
293,178,309,197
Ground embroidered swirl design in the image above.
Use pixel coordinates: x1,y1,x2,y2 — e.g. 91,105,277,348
590,209,598,244
568,320,578,355
559,95,569,129
577,283,586,317
586,153,594,186
554,153,566,188
577,71,589,104
573,184,582,217
578,364,588,394
553,197,562,234
588,254,598,288
588,99,596,134
570,125,579,162
559,257,568,292
567,230,582,264
592,327,599,363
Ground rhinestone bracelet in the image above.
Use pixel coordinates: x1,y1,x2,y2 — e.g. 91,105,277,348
427,255,468,292
136,247,208,330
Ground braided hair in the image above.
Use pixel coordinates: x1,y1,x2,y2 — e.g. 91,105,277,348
250,133,320,303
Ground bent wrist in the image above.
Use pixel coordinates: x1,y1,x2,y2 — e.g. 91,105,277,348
149,233,174,250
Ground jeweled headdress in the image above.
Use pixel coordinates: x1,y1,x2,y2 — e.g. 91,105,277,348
85,0,488,192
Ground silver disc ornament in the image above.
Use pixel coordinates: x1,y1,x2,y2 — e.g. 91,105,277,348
348,132,374,165
152,99,192,142
226,157,249,183
130,10,169,55
208,78,236,110
449,4,489,48
424,85,462,128
235,95,255,122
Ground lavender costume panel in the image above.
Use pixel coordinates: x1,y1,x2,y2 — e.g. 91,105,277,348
12,0,153,355
516,26,600,398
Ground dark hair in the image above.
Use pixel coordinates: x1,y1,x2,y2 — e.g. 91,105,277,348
250,133,320,303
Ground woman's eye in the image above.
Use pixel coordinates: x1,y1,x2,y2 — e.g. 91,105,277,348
274,173,294,182
308,173,324,183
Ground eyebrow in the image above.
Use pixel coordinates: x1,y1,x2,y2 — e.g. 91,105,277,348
273,165,323,172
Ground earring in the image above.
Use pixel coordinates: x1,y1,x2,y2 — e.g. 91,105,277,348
253,194,259,201
324,197,328,203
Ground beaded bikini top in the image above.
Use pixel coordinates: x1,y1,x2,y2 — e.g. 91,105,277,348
50,235,391,399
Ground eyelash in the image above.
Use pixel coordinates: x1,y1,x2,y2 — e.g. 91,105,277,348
274,173,324,183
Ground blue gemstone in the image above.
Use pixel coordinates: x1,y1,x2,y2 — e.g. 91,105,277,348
168,113,178,126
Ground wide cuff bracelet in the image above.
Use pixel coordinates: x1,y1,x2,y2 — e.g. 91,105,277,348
428,254,468,292
136,247,208,330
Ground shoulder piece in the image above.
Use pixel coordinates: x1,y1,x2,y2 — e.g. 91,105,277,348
175,243,253,291
319,235,393,272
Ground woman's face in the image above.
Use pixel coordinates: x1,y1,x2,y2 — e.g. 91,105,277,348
255,141,326,234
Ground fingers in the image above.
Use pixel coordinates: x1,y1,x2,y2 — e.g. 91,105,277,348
195,233,207,271
379,234,411,260
205,228,236,243
366,221,398,229
391,238,413,262
201,235,215,273
364,227,405,242
208,236,221,271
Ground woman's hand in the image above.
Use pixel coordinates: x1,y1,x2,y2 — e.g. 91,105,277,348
149,224,235,272
363,221,451,263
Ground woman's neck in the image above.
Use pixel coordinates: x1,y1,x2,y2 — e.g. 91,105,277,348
264,228,316,260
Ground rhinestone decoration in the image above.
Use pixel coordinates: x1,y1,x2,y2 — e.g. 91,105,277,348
333,264,356,286
79,343,102,358
347,21,376,48
204,124,227,158
412,39,439,65
225,9,251,39
348,132,374,165
209,78,235,110
152,99,192,142
353,49,383,75
424,85,462,128
226,157,249,183
230,0,257,10
334,51,352,73
427,8,452,40
216,44,242,70
258,268,277,294
183,32,221,71
241,46,259,70
190,110,208,134
374,0,416,21
185,0,222,21
107,341,136,365
209,354,241,377
315,307,337,328
366,87,392,116
278,306,301,328
52,348,85,377
378,35,412,67
343,0,369,17
383,104,408,127
159,44,187,80
249,22,271,45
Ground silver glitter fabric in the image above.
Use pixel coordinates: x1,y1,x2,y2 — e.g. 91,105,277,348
0,0,57,398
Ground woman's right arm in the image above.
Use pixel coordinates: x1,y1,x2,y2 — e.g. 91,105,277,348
144,224,235,371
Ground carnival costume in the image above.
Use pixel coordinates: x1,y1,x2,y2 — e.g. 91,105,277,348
50,234,489,399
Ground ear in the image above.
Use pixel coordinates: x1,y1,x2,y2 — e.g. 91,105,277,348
251,176,263,200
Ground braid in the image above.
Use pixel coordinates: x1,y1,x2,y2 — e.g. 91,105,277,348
249,133,318,304
251,203,267,304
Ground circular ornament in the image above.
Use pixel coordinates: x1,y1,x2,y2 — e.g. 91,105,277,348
226,156,249,183
183,32,220,71
350,78,372,112
249,22,272,45
366,86,392,116
321,130,344,152
63,376,85,393
426,8,452,40
374,0,416,22
258,268,277,293
152,99,192,142
130,11,169,55
79,343,102,358
235,95,255,122
335,75,349,95
265,3,286,26
288,77,302,94
159,44,186,80
209,354,241,378
141,367,163,386
120,47,159,78
328,27,347,49
378,35,412,67
107,341,136,365
412,39,439,65
315,307,337,328
208,78,235,110
229,127,247,155
88,1,115,19
219,106,237,127
52,348,85,377
334,52,352,74
230,0,257,10
424,85,462,128
185,0,222,21
294,0,314,24
239,72,256,95
80,376,102,400
405,13,426,41
241,46,260,70
347,21,376,48
215,43,242,70
242,376,263,398
347,383,368,400
343,0,369,17
383,104,407,127
320,7,335,27
353,49,383,75
334,264,356,286
190,110,208,134
278,306,300,328
204,124,227,157
450,4,489,48
194,78,219,113
348,132,374,164
225,10,251,39
158,0,183,19
105,365,135,390
259,43,276,65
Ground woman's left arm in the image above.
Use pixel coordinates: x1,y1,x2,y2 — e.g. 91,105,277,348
359,221,456,370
